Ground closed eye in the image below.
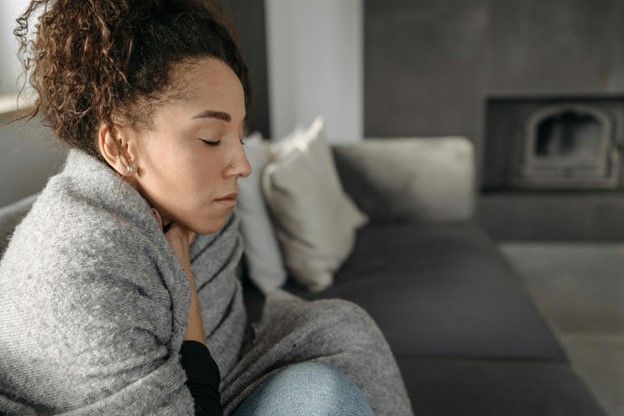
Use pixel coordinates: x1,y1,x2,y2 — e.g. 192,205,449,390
200,139,221,146
200,138,246,146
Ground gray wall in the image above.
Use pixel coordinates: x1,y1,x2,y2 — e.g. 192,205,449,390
364,0,624,187
217,0,271,138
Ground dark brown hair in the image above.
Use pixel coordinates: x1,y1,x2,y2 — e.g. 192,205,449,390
13,0,250,164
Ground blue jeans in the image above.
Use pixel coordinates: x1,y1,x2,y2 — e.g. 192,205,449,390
230,362,374,416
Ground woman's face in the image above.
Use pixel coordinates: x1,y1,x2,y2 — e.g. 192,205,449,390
121,57,251,235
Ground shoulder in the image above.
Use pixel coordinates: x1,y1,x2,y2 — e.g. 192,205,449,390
1,179,167,295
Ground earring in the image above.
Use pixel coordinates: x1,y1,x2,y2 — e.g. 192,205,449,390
125,163,136,176
121,158,136,176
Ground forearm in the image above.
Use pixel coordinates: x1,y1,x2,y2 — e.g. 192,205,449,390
179,257,224,415
179,256,207,345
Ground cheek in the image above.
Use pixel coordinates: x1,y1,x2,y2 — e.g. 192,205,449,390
139,136,179,176
142,143,197,197
182,159,222,199
144,140,221,202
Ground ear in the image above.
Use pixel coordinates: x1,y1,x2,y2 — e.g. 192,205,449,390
97,123,137,176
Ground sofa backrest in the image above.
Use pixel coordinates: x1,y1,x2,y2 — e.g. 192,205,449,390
0,110,68,208
331,137,475,224
1,136,476,257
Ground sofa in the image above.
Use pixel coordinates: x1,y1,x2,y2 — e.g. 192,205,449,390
0,137,607,416
238,136,608,416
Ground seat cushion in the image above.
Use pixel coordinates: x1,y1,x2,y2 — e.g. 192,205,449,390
288,222,568,362
396,355,607,416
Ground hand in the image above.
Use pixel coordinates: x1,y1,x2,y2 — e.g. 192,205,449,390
151,207,206,345
151,207,197,265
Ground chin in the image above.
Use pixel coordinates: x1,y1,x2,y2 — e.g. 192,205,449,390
194,218,227,235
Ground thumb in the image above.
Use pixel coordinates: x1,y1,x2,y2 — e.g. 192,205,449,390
150,207,163,229
189,231,198,245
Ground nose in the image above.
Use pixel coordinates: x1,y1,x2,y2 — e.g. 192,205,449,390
228,145,252,178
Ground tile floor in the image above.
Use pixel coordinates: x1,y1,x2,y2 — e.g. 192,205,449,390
501,242,624,416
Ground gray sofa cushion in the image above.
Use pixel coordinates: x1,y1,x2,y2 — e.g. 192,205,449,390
395,356,607,416
283,222,568,362
331,137,475,225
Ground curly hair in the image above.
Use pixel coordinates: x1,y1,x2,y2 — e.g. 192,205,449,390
13,0,250,164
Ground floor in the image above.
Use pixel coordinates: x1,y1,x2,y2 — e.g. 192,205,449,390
500,242,624,416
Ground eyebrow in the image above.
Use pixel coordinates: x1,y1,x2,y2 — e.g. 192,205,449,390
190,109,248,130
191,109,231,121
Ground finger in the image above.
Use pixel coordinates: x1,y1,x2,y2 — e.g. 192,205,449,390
167,223,196,246
150,207,163,229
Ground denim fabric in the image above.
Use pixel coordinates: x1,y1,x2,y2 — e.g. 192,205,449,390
230,362,374,416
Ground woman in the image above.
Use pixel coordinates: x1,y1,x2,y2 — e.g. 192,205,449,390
0,0,414,415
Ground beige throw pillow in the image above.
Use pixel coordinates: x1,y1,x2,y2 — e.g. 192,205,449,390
261,118,369,293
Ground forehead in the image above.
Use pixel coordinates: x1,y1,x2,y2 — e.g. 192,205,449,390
164,57,245,115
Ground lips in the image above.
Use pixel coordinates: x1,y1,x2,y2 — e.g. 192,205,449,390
214,192,238,210
215,192,238,201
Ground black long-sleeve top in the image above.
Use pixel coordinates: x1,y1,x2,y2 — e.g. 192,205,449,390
180,340,224,415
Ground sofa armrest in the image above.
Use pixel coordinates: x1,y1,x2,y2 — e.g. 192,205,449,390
0,192,40,257
331,137,475,224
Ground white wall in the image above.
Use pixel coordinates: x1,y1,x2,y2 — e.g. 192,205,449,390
0,0,33,95
266,0,363,143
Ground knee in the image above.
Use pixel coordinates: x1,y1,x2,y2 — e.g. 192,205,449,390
277,361,348,386
275,362,373,416
235,362,374,416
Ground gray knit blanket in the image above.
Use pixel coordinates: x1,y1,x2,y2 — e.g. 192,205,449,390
0,148,413,415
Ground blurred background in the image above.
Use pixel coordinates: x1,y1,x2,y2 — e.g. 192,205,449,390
0,1,622,414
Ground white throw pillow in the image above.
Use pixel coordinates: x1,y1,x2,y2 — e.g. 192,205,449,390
236,132,288,294
261,118,369,293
